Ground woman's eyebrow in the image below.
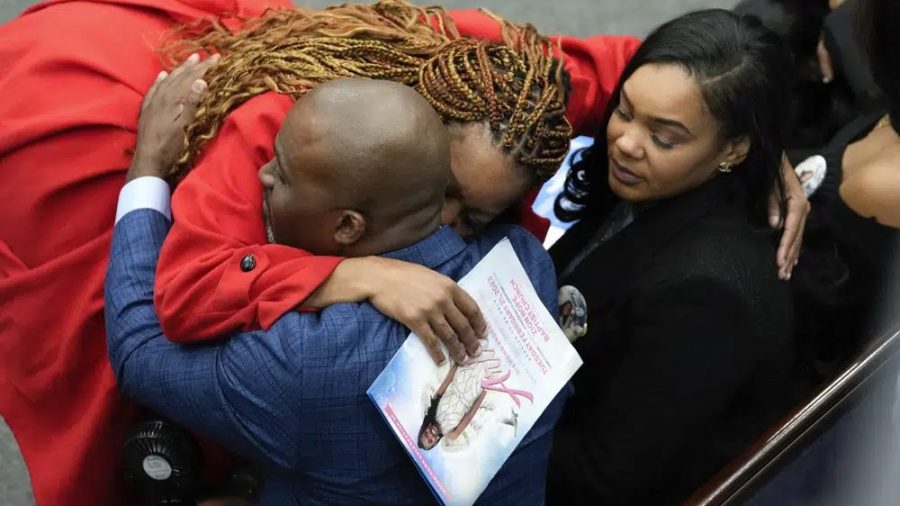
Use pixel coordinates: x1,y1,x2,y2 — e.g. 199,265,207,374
650,116,694,137
621,87,695,137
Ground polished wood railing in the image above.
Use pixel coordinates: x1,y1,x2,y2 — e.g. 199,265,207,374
685,324,900,506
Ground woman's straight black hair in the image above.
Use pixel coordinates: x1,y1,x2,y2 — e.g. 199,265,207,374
417,394,443,449
567,9,792,225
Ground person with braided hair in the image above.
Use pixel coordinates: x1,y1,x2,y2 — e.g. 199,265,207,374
0,1,636,502
0,1,807,504
106,75,569,505
152,1,810,362
153,14,577,363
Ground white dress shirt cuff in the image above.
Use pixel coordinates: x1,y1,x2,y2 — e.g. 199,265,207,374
115,176,172,224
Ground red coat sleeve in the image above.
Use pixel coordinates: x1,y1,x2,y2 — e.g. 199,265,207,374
154,92,343,343
0,0,289,503
156,10,640,341
553,33,640,135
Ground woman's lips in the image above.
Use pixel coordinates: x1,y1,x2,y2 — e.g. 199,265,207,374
610,158,643,186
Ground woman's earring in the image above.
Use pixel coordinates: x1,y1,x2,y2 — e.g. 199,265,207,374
718,161,733,173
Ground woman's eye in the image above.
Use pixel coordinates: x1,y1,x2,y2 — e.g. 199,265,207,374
615,105,633,120
651,134,676,149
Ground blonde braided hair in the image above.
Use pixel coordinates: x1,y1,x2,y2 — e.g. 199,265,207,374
163,0,571,181
417,39,571,179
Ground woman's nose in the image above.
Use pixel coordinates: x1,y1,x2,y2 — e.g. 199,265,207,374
615,128,645,160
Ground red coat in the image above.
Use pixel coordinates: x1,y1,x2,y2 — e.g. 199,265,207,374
155,10,640,342
0,0,289,504
0,1,638,504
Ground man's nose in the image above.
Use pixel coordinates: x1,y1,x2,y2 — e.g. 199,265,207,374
441,197,462,226
258,160,275,188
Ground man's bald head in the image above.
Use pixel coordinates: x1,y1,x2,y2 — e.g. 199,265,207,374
261,78,451,256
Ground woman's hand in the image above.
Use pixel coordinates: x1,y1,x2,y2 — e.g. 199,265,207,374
306,257,487,365
127,53,220,182
770,155,811,280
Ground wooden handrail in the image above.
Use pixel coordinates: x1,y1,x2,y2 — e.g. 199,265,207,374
685,324,900,506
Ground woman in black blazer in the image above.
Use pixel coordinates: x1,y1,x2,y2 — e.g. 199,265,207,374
547,10,796,505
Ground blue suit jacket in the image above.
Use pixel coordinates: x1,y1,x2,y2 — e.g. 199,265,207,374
105,209,568,505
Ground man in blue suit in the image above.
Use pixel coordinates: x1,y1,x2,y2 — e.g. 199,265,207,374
105,78,567,504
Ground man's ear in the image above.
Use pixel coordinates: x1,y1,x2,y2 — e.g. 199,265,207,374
724,135,751,166
333,210,366,246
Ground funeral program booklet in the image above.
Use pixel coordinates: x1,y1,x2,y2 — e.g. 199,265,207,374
368,238,583,506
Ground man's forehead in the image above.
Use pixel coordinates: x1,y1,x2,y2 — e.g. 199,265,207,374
279,103,324,159
273,130,296,167
277,106,345,186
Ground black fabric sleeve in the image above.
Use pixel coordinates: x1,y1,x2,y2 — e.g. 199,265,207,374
549,277,754,505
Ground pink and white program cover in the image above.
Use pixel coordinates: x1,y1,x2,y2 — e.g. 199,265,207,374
368,238,583,505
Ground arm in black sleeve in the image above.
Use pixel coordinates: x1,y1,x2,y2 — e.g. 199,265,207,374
551,277,754,504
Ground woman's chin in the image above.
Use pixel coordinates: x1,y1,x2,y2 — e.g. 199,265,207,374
607,172,645,202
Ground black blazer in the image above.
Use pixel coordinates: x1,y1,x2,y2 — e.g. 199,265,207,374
546,176,795,505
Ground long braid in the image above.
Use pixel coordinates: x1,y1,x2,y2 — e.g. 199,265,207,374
417,40,571,180
162,0,570,182
164,1,456,177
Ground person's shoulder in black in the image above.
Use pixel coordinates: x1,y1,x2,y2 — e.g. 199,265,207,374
658,198,792,337
545,8,798,504
548,179,794,506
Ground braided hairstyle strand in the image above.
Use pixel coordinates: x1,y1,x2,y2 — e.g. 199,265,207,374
162,0,570,182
